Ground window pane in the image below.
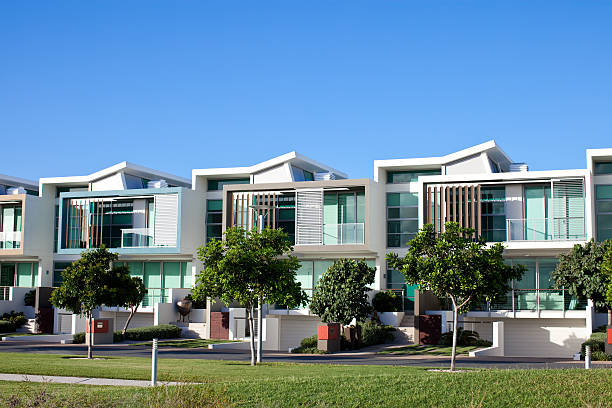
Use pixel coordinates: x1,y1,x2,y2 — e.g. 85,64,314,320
400,207,418,219
538,259,558,289
594,162,612,175
596,185,612,200
207,200,223,211
162,262,181,289
387,234,400,247
400,220,418,233
181,262,192,288
387,221,400,234
387,208,400,219
144,262,161,288
127,262,144,280
314,261,333,285
356,192,365,223
596,201,612,213
399,193,419,206
207,178,250,191
16,263,33,287
513,259,536,289
296,261,313,289
387,193,400,207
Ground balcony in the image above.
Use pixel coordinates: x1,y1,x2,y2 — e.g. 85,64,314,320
0,231,21,250
121,228,155,248
506,217,586,241
323,223,365,245
470,289,587,313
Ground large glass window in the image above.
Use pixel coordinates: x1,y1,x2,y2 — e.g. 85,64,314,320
387,169,441,184
121,261,194,307
323,191,365,245
386,192,418,248
296,259,375,302
207,178,249,191
0,205,22,249
275,194,295,244
596,185,612,241
386,268,416,311
480,187,506,242
206,200,223,242
53,262,73,287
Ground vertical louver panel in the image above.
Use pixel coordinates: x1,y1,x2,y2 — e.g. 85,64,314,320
296,189,323,245
552,179,585,240
153,194,178,247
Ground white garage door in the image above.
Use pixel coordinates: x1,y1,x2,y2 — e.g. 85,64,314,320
279,317,321,351
504,318,587,358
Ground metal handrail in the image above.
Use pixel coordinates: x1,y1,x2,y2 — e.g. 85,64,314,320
121,228,157,248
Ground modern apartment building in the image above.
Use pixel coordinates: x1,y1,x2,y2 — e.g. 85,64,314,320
0,141,609,358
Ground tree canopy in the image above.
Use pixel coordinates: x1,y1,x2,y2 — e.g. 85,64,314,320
386,222,525,370
309,259,376,326
193,226,307,365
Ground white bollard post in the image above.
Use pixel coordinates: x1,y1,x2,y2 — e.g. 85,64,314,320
585,345,591,370
151,338,158,386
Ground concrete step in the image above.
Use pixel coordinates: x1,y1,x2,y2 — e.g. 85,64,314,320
393,327,415,344
399,314,415,328
16,319,37,334
174,323,206,339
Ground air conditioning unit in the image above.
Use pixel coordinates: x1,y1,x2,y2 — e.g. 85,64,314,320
509,163,529,172
7,186,27,195
147,179,168,188
314,172,336,181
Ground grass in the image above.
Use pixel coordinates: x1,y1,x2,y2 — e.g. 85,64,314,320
130,338,240,348
379,344,482,356
0,353,611,407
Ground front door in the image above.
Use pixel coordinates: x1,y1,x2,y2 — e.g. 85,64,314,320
0,263,15,300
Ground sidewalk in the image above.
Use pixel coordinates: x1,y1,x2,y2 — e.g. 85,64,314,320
0,373,183,387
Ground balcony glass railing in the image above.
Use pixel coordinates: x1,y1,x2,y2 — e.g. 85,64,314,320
121,228,156,248
506,217,586,241
0,286,10,301
0,231,21,249
468,289,587,313
322,223,365,245
141,288,169,307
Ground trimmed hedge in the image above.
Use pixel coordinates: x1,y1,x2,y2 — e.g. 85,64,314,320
1,311,26,329
0,320,15,333
73,324,182,344
359,321,395,347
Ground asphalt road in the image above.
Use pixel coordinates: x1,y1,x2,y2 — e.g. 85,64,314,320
1,341,611,370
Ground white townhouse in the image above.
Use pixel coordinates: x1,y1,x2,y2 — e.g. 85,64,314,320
0,141,610,358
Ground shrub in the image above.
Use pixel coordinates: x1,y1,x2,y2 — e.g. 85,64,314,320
439,328,488,347
24,290,36,307
359,320,395,347
1,311,26,328
0,320,15,333
185,293,206,309
123,324,181,341
372,291,402,312
73,332,85,344
591,350,612,361
580,332,607,359
291,334,326,354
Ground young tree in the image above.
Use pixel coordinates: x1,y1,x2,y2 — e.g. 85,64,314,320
193,226,307,366
387,222,525,371
51,247,132,359
603,246,612,310
106,272,146,340
309,259,376,326
553,240,612,326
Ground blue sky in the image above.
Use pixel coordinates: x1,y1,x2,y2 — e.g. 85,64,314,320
1,1,611,181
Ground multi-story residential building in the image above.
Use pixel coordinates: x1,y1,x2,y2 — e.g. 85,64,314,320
0,174,52,314
38,162,204,333
1,141,609,358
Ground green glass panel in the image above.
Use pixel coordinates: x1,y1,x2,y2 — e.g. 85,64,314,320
594,162,612,175
538,258,558,289
33,263,39,286
597,214,612,228
356,192,365,223
387,170,441,184
596,200,612,213
387,208,400,219
181,262,192,288
598,227,612,241
387,234,400,247
207,178,249,191
513,259,536,289
144,262,161,288
387,221,400,234
53,271,63,287
207,200,223,211
207,213,223,223
296,261,313,290
304,171,314,181
323,193,338,224
313,261,333,284
162,262,181,289
127,262,144,280
16,263,33,287
399,193,418,207
387,193,400,207
596,185,612,200
278,208,295,221
400,220,418,233
338,193,355,223
0,264,15,286
400,207,418,219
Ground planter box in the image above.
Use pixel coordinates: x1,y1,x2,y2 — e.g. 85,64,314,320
378,311,405,327
190,309,206,323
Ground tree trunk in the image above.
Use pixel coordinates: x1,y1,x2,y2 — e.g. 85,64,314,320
608,308,611,327
450,301,458,372
121,305,138,340
257,296,263,363
247,305,256,366
87,313,93,360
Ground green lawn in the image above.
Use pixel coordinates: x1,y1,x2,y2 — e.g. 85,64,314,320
379,344,482,356
130,338,240,348
0,352,611,407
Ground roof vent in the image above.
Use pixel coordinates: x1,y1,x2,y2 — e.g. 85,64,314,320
314,172,336,181
509,163,529,172
7,186,27,195
147,179,168,189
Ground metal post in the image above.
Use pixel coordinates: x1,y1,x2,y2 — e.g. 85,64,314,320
257,214,264,363
585,345,591,369
151,338,158,386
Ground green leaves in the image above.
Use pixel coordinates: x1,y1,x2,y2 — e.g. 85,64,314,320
386,222,524,313
309,259,376,325
193,226,308,310
553,240,612,310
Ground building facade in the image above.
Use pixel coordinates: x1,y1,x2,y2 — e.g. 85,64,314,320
0,141,610,357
